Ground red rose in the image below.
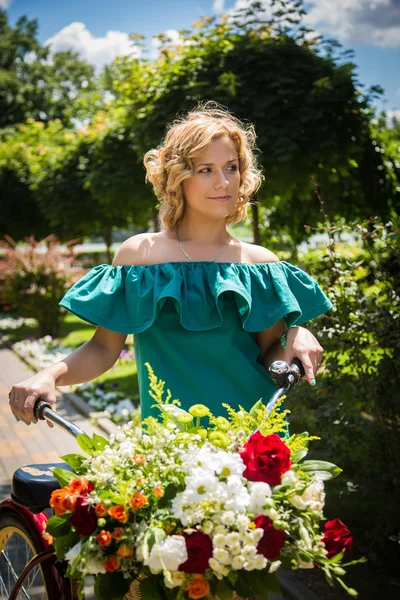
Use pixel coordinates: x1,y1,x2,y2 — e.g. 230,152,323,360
179,531,213,573
240,432,292,486
69,496,97,536
322,519,353,558
254,515,286,560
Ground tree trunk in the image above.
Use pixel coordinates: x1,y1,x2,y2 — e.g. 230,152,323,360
152,207,159,233
251,202,260,246
104,228,113,264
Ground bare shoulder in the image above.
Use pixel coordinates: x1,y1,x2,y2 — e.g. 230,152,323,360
112,232,171,267
240,241,279,264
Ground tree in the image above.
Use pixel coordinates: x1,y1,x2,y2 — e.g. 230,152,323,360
109,1,397,244
0,9,97,128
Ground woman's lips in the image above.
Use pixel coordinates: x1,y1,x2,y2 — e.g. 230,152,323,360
209,196,231,202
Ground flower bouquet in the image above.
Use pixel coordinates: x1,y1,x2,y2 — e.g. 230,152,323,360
46,365,364,600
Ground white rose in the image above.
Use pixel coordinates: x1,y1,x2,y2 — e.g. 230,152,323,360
248,482,272,515
281,470,299,487
147,535,188,574
164,570,186,589
85,559,106,575
289,480,325,512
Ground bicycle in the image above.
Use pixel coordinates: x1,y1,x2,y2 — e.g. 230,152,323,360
0,359,303,600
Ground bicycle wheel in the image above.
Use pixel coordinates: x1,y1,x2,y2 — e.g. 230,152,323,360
0,511,65,600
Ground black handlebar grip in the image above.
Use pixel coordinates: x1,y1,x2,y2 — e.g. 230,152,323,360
33,399,52,421
289,358,305,383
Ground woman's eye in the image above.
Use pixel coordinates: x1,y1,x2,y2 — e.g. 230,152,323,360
198,165,238,174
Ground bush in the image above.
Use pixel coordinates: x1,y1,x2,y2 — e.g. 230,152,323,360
0,234,89,337
287,217,400,594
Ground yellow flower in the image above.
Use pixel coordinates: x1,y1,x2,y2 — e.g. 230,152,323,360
189,404,210,418
208,431,231,449
177,413,194,424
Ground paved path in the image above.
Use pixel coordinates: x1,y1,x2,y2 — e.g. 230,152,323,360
0,341,103,501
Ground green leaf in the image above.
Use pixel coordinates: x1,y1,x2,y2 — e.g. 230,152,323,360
51,467,76,487
93,433,109,451
247,571,270,600
60,453,85,471
54,529,80,561
300,460,343,480
157,484,178,508
215,579,234,600
76,433,95,454
94,572,131,600
139,577,154,600
233,575,253,600
291,448,309,463
46,515,72,537
249,399,265,419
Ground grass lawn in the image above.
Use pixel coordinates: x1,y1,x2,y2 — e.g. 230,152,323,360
0,310,139,404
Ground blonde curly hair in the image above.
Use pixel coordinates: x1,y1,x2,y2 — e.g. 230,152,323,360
143,102,264,231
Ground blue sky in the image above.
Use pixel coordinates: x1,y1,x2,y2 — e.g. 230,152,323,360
4,0,400,118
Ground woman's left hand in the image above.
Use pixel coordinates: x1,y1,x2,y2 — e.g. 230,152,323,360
283,326,323,386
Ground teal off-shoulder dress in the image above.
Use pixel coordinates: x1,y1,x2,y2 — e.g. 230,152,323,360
58,261,332,423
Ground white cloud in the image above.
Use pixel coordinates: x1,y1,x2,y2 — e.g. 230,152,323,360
0,0,11,8
225,0,400,47
44,22,141,72
386,109,400,123
150,29,184,59
213,0,225,13
304,0,400,48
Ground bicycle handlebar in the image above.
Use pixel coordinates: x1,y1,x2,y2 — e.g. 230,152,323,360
33,359,306,440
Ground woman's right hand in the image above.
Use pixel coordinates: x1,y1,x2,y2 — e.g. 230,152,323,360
9,371,57,427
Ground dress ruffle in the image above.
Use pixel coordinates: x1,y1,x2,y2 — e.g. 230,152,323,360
58,261,332,334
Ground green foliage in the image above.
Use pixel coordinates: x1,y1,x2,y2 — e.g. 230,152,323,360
0,234,87,337
108,0,395,243
288,216,400,594
0,9,97,128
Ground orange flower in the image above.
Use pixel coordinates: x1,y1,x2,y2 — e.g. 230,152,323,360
117,543,133,557
104,555,121,572
136,477,145,486
95,503,107,517
133,454,145,466
153,486,164,498
129,492,148,510
49,488,76,516
113,527,124,540
42,531,53,545
186,574,210,599
96,530,112,547
67,476,91,495
107,504,129,523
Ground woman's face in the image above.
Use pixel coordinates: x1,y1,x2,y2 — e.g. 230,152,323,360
182,135,240,221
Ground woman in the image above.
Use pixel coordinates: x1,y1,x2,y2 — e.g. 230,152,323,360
9,103,331,427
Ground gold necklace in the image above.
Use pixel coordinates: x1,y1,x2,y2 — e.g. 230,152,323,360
176,228,230,262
